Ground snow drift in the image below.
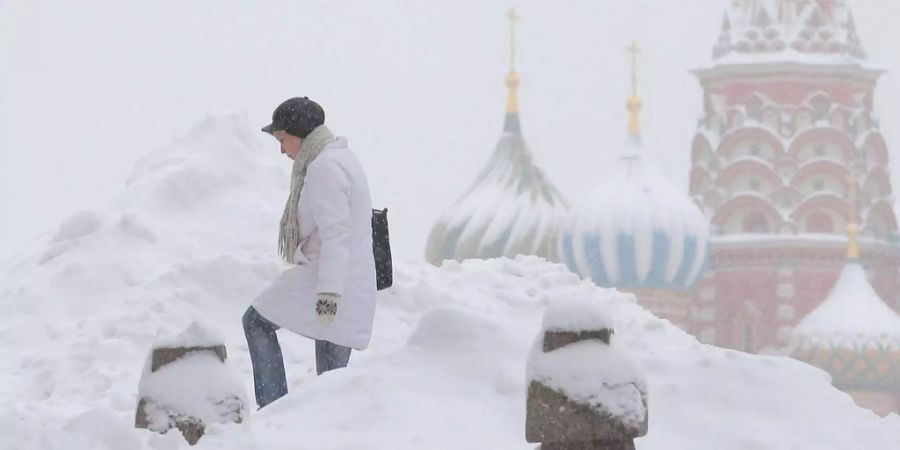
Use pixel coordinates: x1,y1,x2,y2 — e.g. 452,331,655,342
1,114,898,450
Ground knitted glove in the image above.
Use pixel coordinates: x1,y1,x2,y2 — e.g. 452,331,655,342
316,293,339,326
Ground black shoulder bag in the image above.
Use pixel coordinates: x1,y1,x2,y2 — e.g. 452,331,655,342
371,208,393,290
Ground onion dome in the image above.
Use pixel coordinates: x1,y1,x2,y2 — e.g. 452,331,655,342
558,42,709,291
426,9,568,265
791,224,900,392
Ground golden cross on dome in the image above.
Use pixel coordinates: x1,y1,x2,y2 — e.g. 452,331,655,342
626,41,641,98
505,8,522,113
507,8,520,73
625,40,643,137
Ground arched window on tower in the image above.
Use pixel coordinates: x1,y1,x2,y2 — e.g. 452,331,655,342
814,143,826,157
812,178,825,191
806,212,834,233
742,212,770,233
749,179,761,191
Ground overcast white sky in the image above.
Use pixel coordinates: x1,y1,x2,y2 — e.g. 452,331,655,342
2,0,899,259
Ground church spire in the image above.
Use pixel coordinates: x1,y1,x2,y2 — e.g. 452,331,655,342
503,8,522,133
626,41,643,142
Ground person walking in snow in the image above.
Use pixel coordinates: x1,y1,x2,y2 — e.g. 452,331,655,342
242,97,377,409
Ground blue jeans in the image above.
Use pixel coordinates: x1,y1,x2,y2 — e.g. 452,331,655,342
242,306,352,408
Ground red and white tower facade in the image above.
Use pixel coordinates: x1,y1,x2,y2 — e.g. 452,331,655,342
688,0,900,353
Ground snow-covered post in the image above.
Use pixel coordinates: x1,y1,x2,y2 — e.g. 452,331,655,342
526,300,648,450
135,322,247,445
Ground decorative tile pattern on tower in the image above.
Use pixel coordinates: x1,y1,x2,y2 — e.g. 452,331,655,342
687,0,900,365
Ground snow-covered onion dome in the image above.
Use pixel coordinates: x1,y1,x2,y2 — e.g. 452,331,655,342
426,12,568,265
791,224,900,392
558,53,709,291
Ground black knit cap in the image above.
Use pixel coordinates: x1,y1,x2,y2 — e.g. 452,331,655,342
261,97,325,138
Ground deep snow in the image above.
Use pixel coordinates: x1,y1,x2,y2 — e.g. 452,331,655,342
2,115,899,450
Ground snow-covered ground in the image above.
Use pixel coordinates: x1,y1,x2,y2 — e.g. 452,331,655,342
2,115,899,450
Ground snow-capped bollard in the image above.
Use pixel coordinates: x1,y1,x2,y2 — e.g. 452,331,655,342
135,322,247,445
526,299,649,450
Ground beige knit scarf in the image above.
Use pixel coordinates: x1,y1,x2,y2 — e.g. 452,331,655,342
278,124,336,263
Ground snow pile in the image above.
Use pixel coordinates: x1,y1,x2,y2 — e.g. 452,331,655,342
2,114,900,450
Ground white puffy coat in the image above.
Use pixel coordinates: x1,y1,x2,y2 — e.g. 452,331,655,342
252,137,377,350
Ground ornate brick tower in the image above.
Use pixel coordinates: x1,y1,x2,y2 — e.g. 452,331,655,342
688,0,900,353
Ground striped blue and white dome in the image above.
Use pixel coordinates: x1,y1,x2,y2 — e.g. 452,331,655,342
558,144,709,291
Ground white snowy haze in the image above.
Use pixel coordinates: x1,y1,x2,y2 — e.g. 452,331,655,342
2,0,900,258
3,2,900,449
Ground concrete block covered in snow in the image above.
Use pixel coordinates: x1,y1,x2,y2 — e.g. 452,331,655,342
135,321,246,445
526,299,648,449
